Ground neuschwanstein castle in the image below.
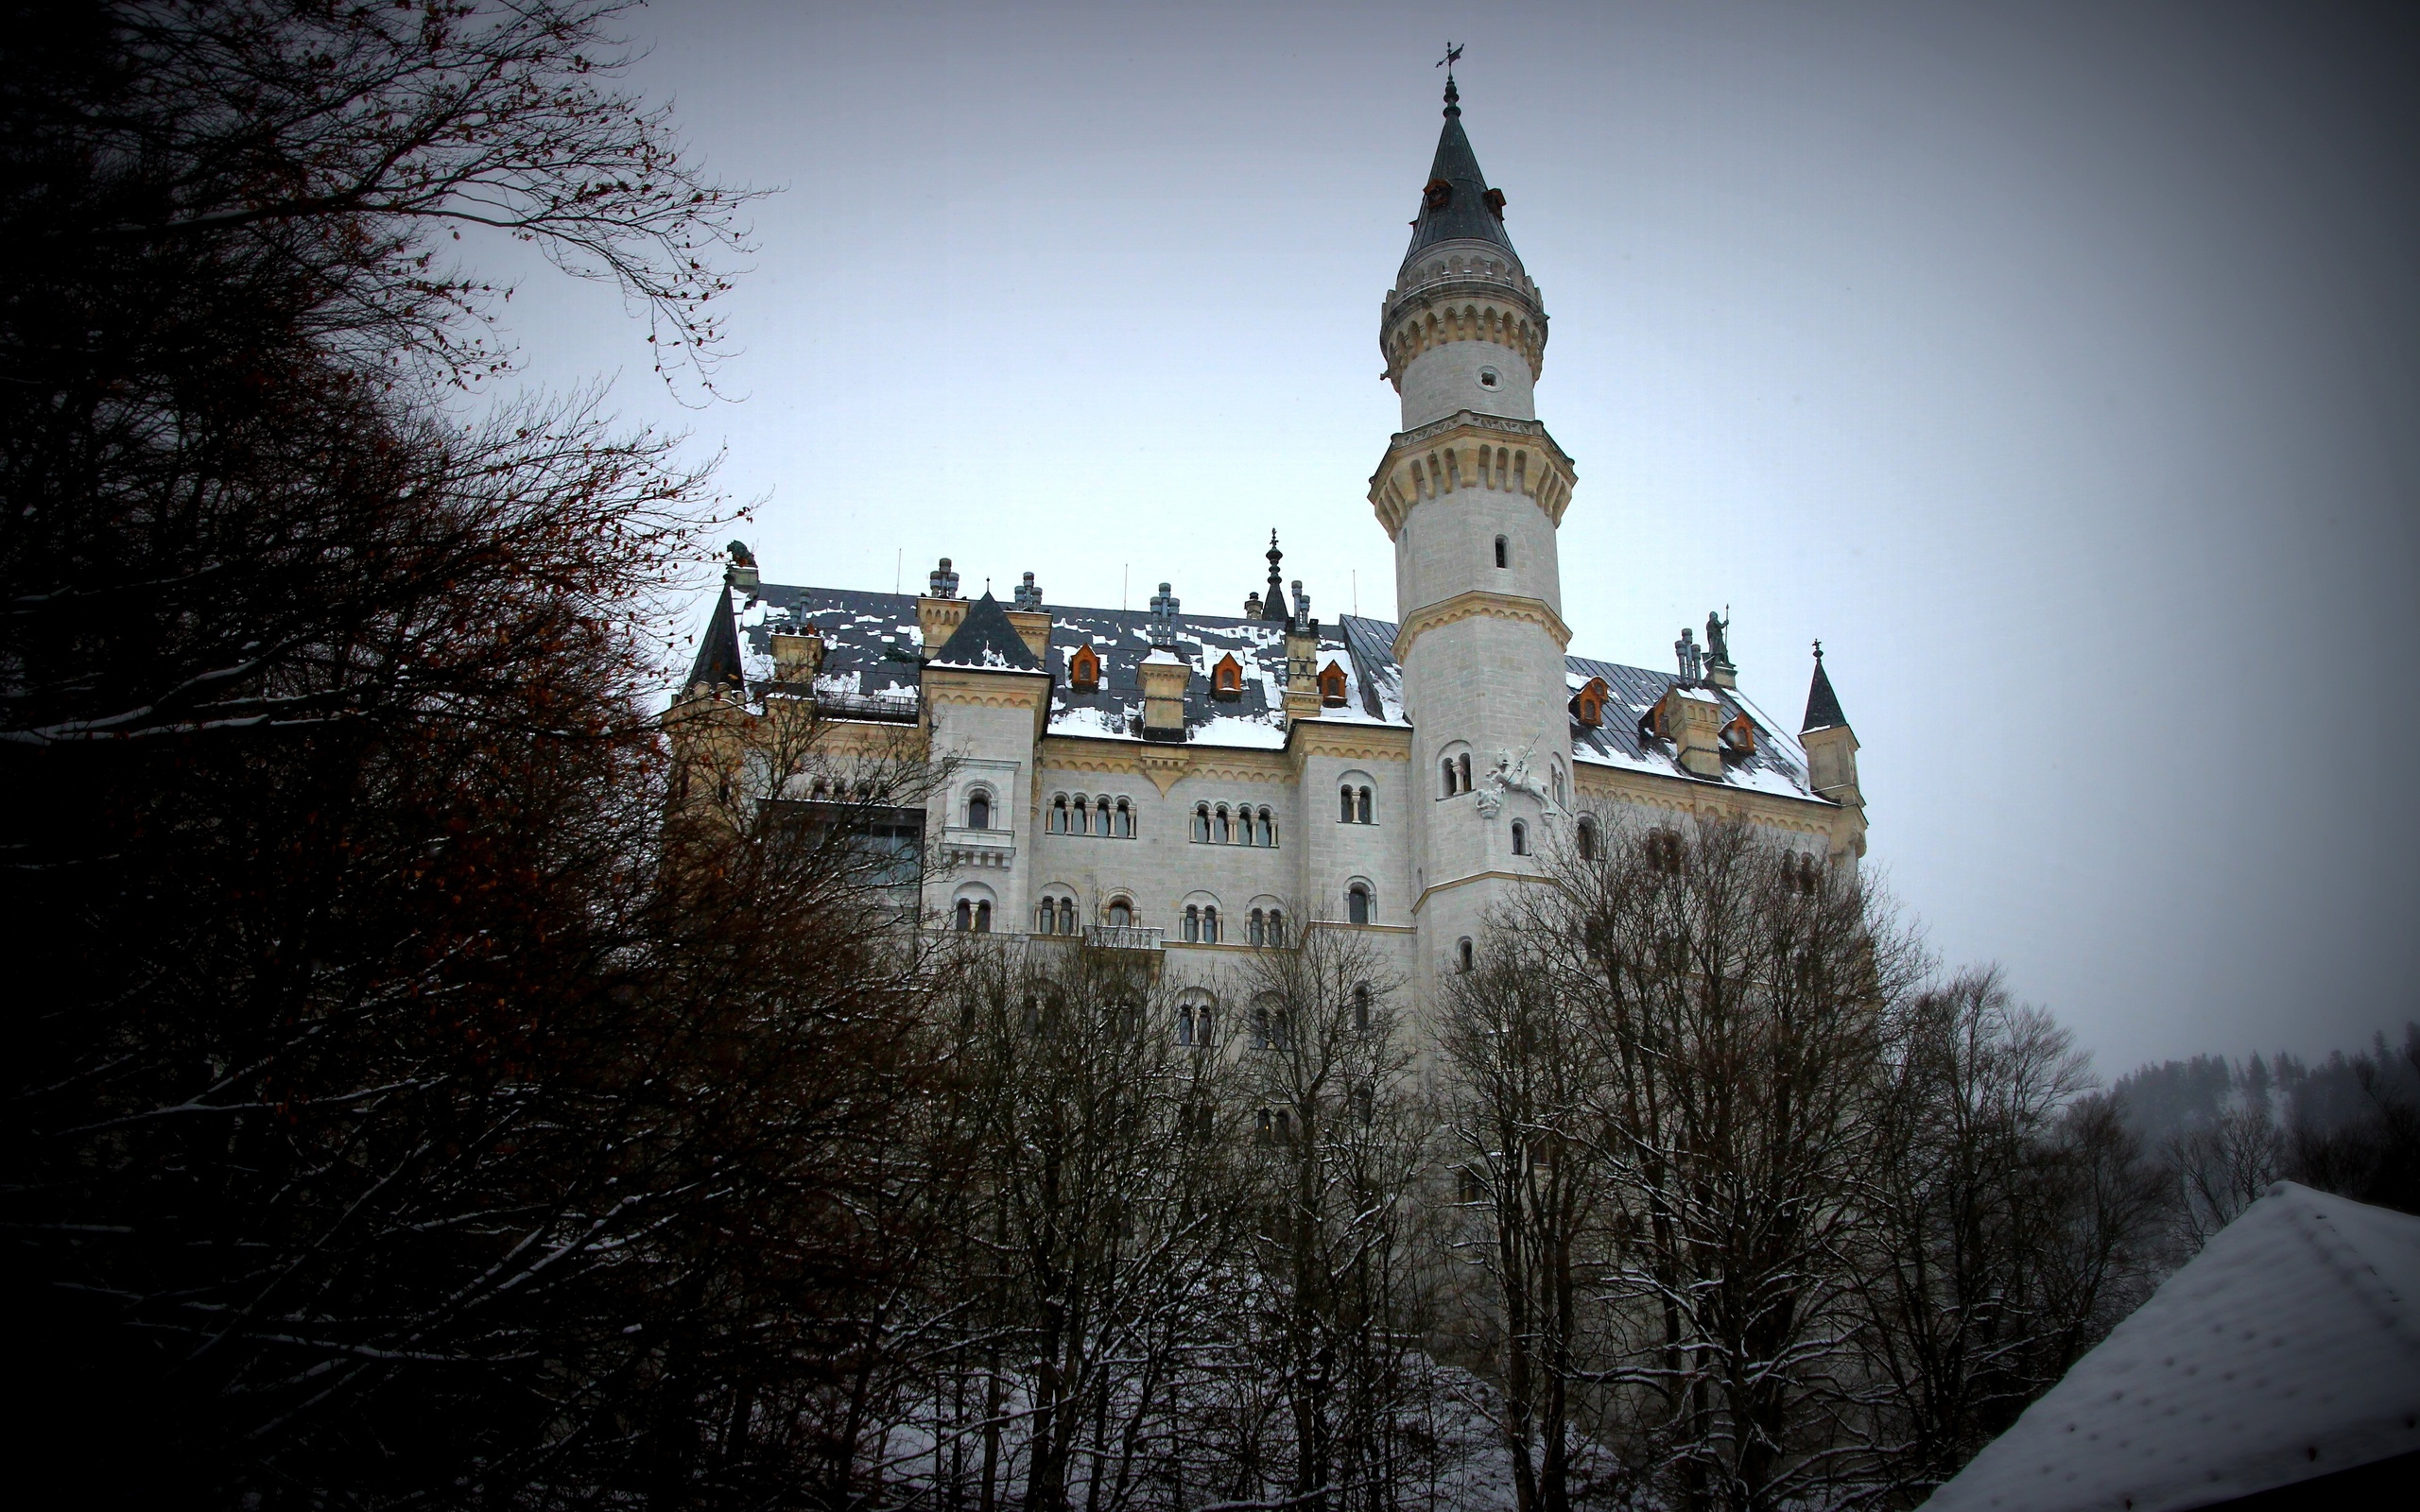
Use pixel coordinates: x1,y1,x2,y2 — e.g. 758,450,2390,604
681,79,1867,1014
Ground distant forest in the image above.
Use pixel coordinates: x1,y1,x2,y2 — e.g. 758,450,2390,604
2115,1023,2420,1239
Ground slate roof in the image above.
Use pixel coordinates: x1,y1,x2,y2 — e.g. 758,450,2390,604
687,582,1834,805
931,592,1040,672
1803,655,1849,733
1405,92,1517,262
1923,1183,2420,1512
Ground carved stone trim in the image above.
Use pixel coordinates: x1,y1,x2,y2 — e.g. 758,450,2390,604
1392,590,1572,662
1367,414,1578,537
1287,722,1414,764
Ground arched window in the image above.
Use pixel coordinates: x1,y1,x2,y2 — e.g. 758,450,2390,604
1183,905,1201,943
1202,906,1219,945
1511,820,1529,856
955,899,973,932
1115,799,1132,838
1267,909,1285,947
1178,1005,1195,1045
1347,884,1372,926
1037,897,1056,933
1495,534,1509,569
974,901,992,933
1068,643,1101,692
967,790,991,831
1213,805,1230,844
1211,653,1244,699
1353,983,1371,1031
1107,897,1133,928
1058,897,1076,936
1441,758,1457,798
1256,810,1274,847
1049,795,1068,833
1577,817,1598,862
1190,803,1209,842
1458,937,1474,973
1551,764,1566,808
1340,785,1356,822
1253,1008,1272,1051
1459,752,1473,793
1248,909,1265,947
1073,796,1090,835
1357,786,1373,823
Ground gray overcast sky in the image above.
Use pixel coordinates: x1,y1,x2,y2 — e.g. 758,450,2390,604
493,0,2419,1077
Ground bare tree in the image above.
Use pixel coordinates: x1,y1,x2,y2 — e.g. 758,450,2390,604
1439,916,1601,1512
1233,922,1444,1512
1849,970,2165,1502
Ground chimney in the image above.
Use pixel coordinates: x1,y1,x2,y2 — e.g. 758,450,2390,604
769,627,823,681
916,557,967,658
1283,619,1321,722
1659,685,1725,779
1138,651,1190,742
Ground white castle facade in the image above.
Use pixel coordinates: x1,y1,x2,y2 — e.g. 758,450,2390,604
683,82,1868,1024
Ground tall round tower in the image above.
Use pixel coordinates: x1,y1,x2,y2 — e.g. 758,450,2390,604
1367,77,1580,975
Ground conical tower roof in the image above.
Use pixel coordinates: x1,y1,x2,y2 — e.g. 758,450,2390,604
1802,646,1849,733
1405,81,1516,261
930,591,1041,671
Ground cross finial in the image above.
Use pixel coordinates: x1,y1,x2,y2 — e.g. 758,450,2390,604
1812,638,1824,662
1437,42,1462,113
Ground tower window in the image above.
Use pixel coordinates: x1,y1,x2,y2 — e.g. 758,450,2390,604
1184,904,1201,943
1460,752,1473,793
1357,786,1373,823
1441,758,1456,799
1577,817,1598,862
1511,820,1530,856
1347,884,1372,926
1495,535,1509,569
1201,905,1219,945
1478,366,1500,390
1340,785,1356,823
1192,803,1211,843
967,790,991,831
1458,937,1474,973
1354,983,1371,1031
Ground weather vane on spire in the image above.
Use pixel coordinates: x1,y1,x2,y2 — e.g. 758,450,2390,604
1437,42,1463,112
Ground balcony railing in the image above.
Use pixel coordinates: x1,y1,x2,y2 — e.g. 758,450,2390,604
815,690,920,723
1085,924,1164,952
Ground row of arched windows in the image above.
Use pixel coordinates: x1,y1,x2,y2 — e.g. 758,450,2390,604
1181,904,1220,944
1191,802,1277,847
1048,793,1133,837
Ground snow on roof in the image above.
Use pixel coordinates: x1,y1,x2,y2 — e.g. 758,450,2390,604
1923,1182,2420,1512
687,584,1826,794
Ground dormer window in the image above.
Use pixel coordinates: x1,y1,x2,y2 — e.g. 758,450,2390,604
1424,178,1451,211
1068,643,1101,693
1318,660,1349,707
1722,712,1757,754
1211,653,1244,700
1572,676,1609,729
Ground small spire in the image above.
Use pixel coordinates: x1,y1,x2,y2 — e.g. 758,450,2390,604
1263,531,1289,623
1803,642,1849,733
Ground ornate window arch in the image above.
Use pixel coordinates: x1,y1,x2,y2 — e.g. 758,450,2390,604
965,786,994,831
1192,802,1211,843
1345,880,1374,926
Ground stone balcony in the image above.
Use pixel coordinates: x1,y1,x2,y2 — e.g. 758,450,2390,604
1084,923,1164,952
938,826,1014,869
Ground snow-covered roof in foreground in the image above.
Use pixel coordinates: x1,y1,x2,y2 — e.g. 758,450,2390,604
1923,1182,2420,1512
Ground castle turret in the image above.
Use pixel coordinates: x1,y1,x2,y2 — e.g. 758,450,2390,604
1800,643,1865,855
1371,77,1580,976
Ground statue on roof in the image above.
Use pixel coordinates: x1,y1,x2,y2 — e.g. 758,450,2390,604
1705,608,1731,667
